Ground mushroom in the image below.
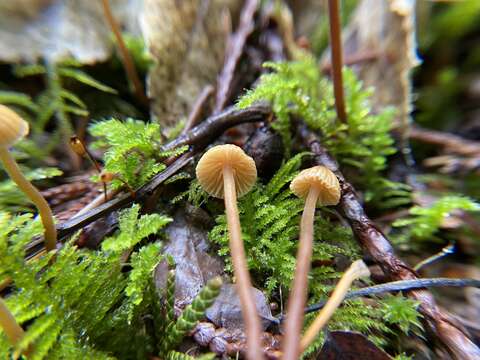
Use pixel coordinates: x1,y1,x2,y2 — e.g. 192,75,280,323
300,260,371,351
0,105,57,251
196,144,264,360
282,165,341,360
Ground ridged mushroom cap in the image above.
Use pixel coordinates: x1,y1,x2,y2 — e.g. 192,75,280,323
0,105,29,147
196,144,257,199
290,166,341,206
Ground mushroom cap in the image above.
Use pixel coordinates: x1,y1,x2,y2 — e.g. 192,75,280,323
196,144,257,199
0,105,29,147
290,166,341,206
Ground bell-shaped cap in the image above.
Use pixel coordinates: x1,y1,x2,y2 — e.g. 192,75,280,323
290,166,341,206
196,144,257,199
0,105,29,148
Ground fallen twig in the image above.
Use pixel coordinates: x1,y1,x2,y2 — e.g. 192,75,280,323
321,50,381,74
214,0,259,113
413,244,455,271
182,84,214,134
25,153,194,260
409,125,480,156
161,103,271,152
302,278,480,316
298,124,480,359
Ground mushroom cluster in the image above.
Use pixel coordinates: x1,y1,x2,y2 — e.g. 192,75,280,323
196,148,371,358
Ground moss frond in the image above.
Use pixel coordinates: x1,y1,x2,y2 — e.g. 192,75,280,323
0,204,170,359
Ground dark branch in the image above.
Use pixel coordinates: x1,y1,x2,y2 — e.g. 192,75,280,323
214,0,259,113
25,153,194,259
182,85,214,135
303,278,480,316
161,103,271,151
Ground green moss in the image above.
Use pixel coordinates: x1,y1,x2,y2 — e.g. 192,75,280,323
0,205,170,359
237,59,408,208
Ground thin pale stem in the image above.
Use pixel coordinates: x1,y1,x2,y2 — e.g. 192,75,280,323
101,0,148,107
223,165,264,360
327,0,347,123
282,186,320,360
300,260,370,351
0,298,25,348
0,147,57,251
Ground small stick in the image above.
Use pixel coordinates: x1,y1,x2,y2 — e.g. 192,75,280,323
182,85,214,135
101,0,148,107
327,0,347,123
409,125,480,157
301,277,480,316
214,0,259,113
300,260,370,351
414,244,455,271
321,50,381,74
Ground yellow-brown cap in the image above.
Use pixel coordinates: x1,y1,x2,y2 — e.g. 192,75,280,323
0,105,29,148
290,166,341,206
196,144,257,199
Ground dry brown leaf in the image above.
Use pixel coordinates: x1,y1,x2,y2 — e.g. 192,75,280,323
141,0,240,128
0,0,141,63
154,208,224,309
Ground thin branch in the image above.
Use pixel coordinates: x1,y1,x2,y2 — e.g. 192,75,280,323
101,0,148,107
327,0,347,123
182,85,214,135
24,153,194,260
409,125,480,156
297,124,480,359
321,49,381,74
161,103,271,152
302,278,480,316
413,244,455,271
214,0,259,113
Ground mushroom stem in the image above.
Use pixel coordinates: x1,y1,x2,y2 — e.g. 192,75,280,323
327,0,347,123
223,165,264,360
101,0,148,107
300,260,371,351
282,186,320,360
0,298,25,348
0,147,57,252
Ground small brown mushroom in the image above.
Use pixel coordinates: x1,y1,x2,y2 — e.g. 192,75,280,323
0,105,57,251
282,165,341,360
196,144,264,360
